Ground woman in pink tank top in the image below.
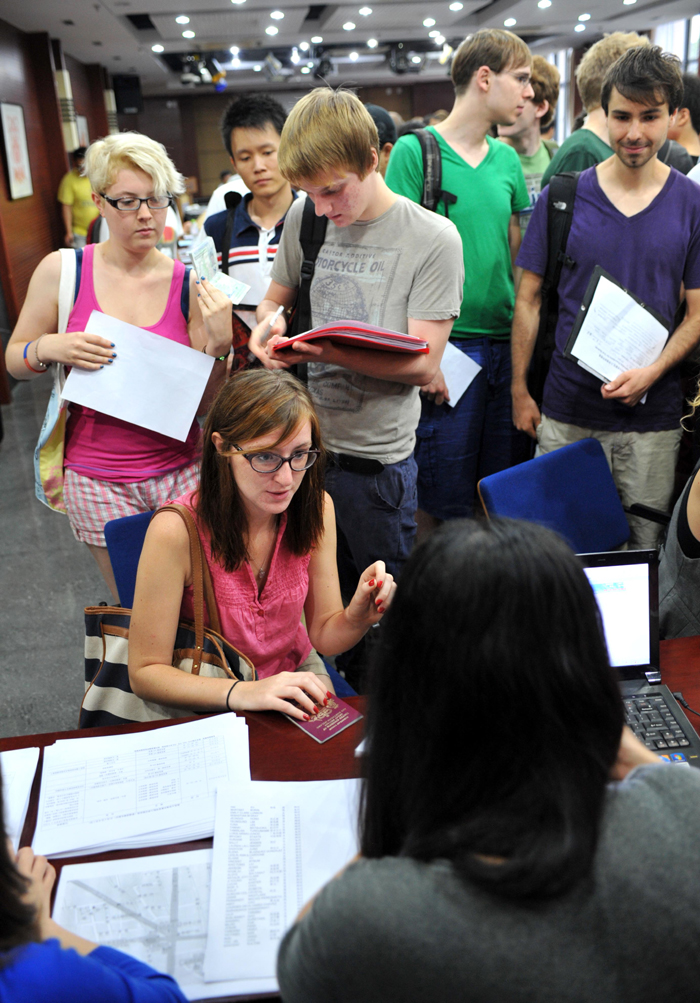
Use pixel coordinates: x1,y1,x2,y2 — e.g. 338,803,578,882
127,370,396,723
7,133,234,600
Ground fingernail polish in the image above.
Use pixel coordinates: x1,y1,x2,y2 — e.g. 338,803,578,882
326,691,333,698
110,342,115,347
323,698,328,706
375,597,382,605
368,579,375,587
303,714,310,721
313,706,318,715
112,352,117,357
376,581,383,589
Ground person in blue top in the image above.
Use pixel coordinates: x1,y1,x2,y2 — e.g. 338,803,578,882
0,778,187,1003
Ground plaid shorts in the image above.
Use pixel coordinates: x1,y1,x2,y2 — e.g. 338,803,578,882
63,461,201,546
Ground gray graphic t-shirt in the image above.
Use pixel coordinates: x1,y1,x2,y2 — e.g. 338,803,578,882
272,195,463,463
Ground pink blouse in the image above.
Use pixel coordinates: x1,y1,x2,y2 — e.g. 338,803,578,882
176,491,313,679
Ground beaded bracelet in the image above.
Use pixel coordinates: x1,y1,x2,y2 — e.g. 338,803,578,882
202,345,228,363
23,341,47,374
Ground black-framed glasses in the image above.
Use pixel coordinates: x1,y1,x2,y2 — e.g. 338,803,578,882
232,444,320,473
100,193,172,211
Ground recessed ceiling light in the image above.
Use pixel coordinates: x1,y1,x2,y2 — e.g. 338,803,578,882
343,21,356,29
299,41,309,50
182,29,195,37
311,35,323,43
538,0,551,7
504,18,517,26
265,25,278,34
367,37,378,47
291,47,300,63
449,2,463,9
175,15,189,23
411,54,422,63
253,63,262,70
301,65,311,73
151,43,164,52
231,57,241,66
424,17,436,26
429,29,440,37
579,12,591,19
230,0,246,4
622,0,636,4
349,50,359,60
359,6,372,14
574,22,586,30
270,10,284,18
230,45,239,54
435,34,445,44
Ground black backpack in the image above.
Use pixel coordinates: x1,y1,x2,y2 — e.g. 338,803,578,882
407,128,457,217
527,171,580,407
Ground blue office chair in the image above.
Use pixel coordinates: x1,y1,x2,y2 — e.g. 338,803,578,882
103,510,356,697
477,438,631,553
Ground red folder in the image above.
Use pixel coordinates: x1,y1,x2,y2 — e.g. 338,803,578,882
271,320,429,354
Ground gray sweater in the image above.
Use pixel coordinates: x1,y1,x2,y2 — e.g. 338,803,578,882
277,765,700,1002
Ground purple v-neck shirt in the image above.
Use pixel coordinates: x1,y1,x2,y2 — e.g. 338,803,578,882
517,165,700,431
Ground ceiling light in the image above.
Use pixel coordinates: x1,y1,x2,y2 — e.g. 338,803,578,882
349,50,359,60
253,63,262,70
301,65,311,73
230,45,239,54
151,44,164,52
429,29,440,37
367,37,378,47
538,0,551,7
423,17,436,26
504,18,517,26
230,0,246,4
578,12,591,19
291,47,300,63
265,25,278,34
299,40,309,50
270,10,284,18
311,35,323,43
435,34,445,43
359,6,372,14
182,29,195,37
622,0,636,4
343,21,356,29
574,22,585,30
175,15,189,24
231,57,241,66
411,54,422,63
449,1,463,9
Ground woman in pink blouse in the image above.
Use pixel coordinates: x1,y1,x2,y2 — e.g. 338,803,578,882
128,369,395,720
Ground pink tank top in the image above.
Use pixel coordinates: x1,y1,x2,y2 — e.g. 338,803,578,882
63,244,201,483
177,491,313,679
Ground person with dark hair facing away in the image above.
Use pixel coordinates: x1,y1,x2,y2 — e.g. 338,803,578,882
675,73,700,169
128,368,395,717
513,46,700,550
277,518,700,1003
0,776,188,1001
364,103,397,176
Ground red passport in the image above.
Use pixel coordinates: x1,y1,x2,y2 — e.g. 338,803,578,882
285,696,363,743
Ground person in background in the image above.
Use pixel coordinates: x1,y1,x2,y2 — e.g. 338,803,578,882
0,776,188,1002
219,168,233,184
386,28,532,537
426,108,449,125
498,55,561,233
671,73,700,168
277,518,700,1003
365,103,397,176
389,109,404,130
58,147,99,249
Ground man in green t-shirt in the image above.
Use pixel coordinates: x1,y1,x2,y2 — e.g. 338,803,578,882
386,28,531,533
498,55,560,233
57,147,99,249
542,32,649,188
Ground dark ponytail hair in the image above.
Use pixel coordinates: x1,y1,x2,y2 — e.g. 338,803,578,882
360,518,624,900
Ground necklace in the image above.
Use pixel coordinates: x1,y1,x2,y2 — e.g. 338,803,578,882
249,521,278,582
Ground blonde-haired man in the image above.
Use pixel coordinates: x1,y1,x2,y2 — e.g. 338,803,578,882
249,88,464,690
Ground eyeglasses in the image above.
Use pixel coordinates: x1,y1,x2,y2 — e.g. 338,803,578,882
100,194,172,211
232,444,320,473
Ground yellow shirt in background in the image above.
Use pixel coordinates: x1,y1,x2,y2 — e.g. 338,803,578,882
58,171,98,236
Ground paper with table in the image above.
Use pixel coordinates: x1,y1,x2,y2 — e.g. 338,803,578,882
564,267,670,404
33,715,250,858
439,341,482,407
0,747,40,850
60,311,214,441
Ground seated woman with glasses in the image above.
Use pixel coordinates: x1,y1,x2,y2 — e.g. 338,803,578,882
128,369,395,720
5,132,232,601
277,518,700,1002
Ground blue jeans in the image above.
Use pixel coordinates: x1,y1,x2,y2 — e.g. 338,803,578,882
415,338,531,519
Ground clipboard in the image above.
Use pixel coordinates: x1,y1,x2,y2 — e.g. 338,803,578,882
563,265,670,384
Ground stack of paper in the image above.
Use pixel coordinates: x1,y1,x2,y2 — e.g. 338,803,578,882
0,747,40,851
33,716,250,858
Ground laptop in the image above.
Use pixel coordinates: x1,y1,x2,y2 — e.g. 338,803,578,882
580,549,700,768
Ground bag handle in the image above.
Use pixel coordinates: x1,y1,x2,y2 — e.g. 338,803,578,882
154,503,223,671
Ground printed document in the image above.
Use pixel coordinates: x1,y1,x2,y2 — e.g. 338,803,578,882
0,747,40,850
54,849,274,1001
33,716,250,857
203,779,360,983
440,341,482,407
568,273,668,387
61,311,214,441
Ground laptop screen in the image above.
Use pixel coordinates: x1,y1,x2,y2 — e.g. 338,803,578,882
579,550,659,676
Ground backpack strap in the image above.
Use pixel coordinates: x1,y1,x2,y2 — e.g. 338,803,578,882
220,190,243,276
409,128,457,218
288,197,328,338
542,171,579,297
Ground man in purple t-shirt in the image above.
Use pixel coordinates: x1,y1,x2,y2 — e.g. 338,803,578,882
511,45,700,548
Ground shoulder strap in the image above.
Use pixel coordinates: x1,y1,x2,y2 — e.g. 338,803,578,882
220,191,243,276
543,171,580,295
57,247,78,334
289,197,327,338
409,128,457,217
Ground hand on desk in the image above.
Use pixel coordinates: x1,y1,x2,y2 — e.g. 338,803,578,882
229,671,330,721
609,725,661,781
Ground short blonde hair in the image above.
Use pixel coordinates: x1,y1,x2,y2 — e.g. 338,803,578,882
277,88,379,186
531,56,560,129
84,132,186,196
451,29,531,96
575,32,650,112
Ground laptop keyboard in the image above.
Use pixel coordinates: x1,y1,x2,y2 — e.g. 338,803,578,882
624,693,692,751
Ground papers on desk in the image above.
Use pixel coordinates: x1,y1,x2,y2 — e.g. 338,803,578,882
33,715,250,858
440,341,482,407
203,779,360,985
0,747,40,850
61,311,214,441
564,267,670,403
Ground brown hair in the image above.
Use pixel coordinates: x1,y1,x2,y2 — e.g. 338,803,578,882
530,55,560,130
278,88,379,186
575,32,649,112
451,29,531,96
600,44,683,116
197,369,326,572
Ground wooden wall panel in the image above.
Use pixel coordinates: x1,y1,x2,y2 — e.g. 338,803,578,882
66,55,109,144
